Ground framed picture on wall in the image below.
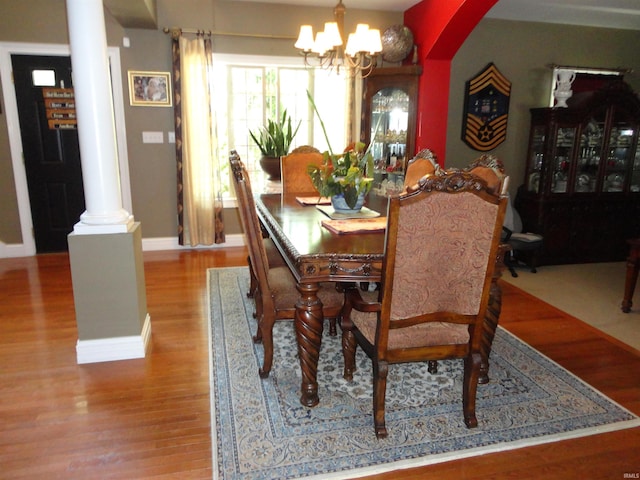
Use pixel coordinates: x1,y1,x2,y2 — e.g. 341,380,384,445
128,71,172,107
461,63,511,151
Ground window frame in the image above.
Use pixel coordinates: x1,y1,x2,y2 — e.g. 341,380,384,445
212,53,348,205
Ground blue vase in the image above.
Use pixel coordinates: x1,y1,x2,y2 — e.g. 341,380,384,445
331,192,366,214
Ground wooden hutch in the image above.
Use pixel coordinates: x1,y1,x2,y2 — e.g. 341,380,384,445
360,65,422,173
517,81,640,265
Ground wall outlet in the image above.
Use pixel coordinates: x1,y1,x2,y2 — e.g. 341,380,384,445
142,131,164,144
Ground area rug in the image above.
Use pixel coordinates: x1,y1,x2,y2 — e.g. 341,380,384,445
208,267,639,480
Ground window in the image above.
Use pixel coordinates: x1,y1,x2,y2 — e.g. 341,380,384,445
31,69,56,87
212,54,348,195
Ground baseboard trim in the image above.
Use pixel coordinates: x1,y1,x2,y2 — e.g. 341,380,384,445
76,313,152,364
141,234,245,251
0,235,246,258
0,241,32,258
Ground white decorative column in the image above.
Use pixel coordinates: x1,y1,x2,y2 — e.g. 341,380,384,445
66,0,149,364
67,0,133,233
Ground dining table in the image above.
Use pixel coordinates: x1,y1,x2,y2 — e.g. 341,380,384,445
255,191,508,408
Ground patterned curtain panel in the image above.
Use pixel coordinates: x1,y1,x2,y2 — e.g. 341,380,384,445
171,33,225,246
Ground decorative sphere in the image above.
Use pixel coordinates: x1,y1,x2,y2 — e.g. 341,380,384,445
381,25,414,63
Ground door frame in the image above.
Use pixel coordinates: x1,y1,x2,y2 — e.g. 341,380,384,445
0,42,132,257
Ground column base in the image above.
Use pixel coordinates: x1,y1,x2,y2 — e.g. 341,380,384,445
76,314,151,364
68,222,149,364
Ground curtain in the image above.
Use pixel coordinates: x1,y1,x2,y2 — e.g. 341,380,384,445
171,33,225,246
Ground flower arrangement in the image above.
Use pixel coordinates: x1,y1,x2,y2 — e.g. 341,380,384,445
305,91,374,209
307,142,374,209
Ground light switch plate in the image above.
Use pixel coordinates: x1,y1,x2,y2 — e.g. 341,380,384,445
168,131,175,143
142,131,164,144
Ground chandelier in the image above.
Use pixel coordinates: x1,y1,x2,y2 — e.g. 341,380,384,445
294,0,382,77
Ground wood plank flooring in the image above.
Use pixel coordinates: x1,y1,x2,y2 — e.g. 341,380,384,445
1,249,638,479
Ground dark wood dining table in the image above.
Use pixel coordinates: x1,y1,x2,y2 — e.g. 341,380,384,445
256,192,508,408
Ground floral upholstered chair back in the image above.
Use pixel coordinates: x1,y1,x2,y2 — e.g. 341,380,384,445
383,172,505,328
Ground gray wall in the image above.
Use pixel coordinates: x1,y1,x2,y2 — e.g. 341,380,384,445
447,18,640,196
1,0,639,247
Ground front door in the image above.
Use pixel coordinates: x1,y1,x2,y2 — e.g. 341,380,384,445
11,55,85,253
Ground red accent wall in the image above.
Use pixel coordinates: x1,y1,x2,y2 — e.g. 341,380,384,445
404,0,499,164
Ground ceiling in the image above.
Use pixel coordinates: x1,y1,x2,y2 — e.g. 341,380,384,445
104,0,640,31
232,0,640,31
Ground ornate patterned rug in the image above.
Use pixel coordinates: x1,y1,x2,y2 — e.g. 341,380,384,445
208,267,639,480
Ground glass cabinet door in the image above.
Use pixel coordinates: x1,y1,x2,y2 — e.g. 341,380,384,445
370,87,409,173
361,66,421,183
526,125,545,194
575,114,605,192
603,108,634,192
551,126,576,193
631,147,640,192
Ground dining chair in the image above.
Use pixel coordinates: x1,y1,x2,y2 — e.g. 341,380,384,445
229,151,344,378
340,170,507,438
403,148,441,192
466,153,508,196
281,145,323,196
465,155,542,277
227,154,287,300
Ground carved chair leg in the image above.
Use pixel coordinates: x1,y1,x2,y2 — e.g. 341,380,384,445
329,317,337,336
258,313,276,378
427,360,438,374
373,360,389,439
340,294,357,381
252,291,264,344
463,352,481,429
247,256,256,299
341,328,357,382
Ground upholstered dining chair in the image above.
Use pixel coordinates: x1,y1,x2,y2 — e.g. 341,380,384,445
464,155,542,277
281,145,323,196
340,171,507,438
466,153,508,196
229,151,344,378
403,148,441,192
228,155,286,300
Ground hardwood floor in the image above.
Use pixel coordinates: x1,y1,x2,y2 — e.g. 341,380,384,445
1,249,638,479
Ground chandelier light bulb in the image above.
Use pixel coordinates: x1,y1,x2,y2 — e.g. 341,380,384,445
312,31,329,56
295,25,315,52
345,33,358,56
368,28,382,54
323,22,342,47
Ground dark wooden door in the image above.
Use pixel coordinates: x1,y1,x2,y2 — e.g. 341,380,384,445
11,55,85,253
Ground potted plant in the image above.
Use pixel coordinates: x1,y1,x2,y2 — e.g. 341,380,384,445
304,90,373,212
307,143,374,212
249,109,301,180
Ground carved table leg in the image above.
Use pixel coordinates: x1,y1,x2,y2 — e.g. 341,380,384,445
479,244,508,384
295,281,324,407
622,239,640,313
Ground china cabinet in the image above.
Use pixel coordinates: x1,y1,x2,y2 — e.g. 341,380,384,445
518,81,640,265
360,65,422,174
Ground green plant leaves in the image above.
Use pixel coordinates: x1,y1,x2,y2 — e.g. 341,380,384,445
249,109,301,157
